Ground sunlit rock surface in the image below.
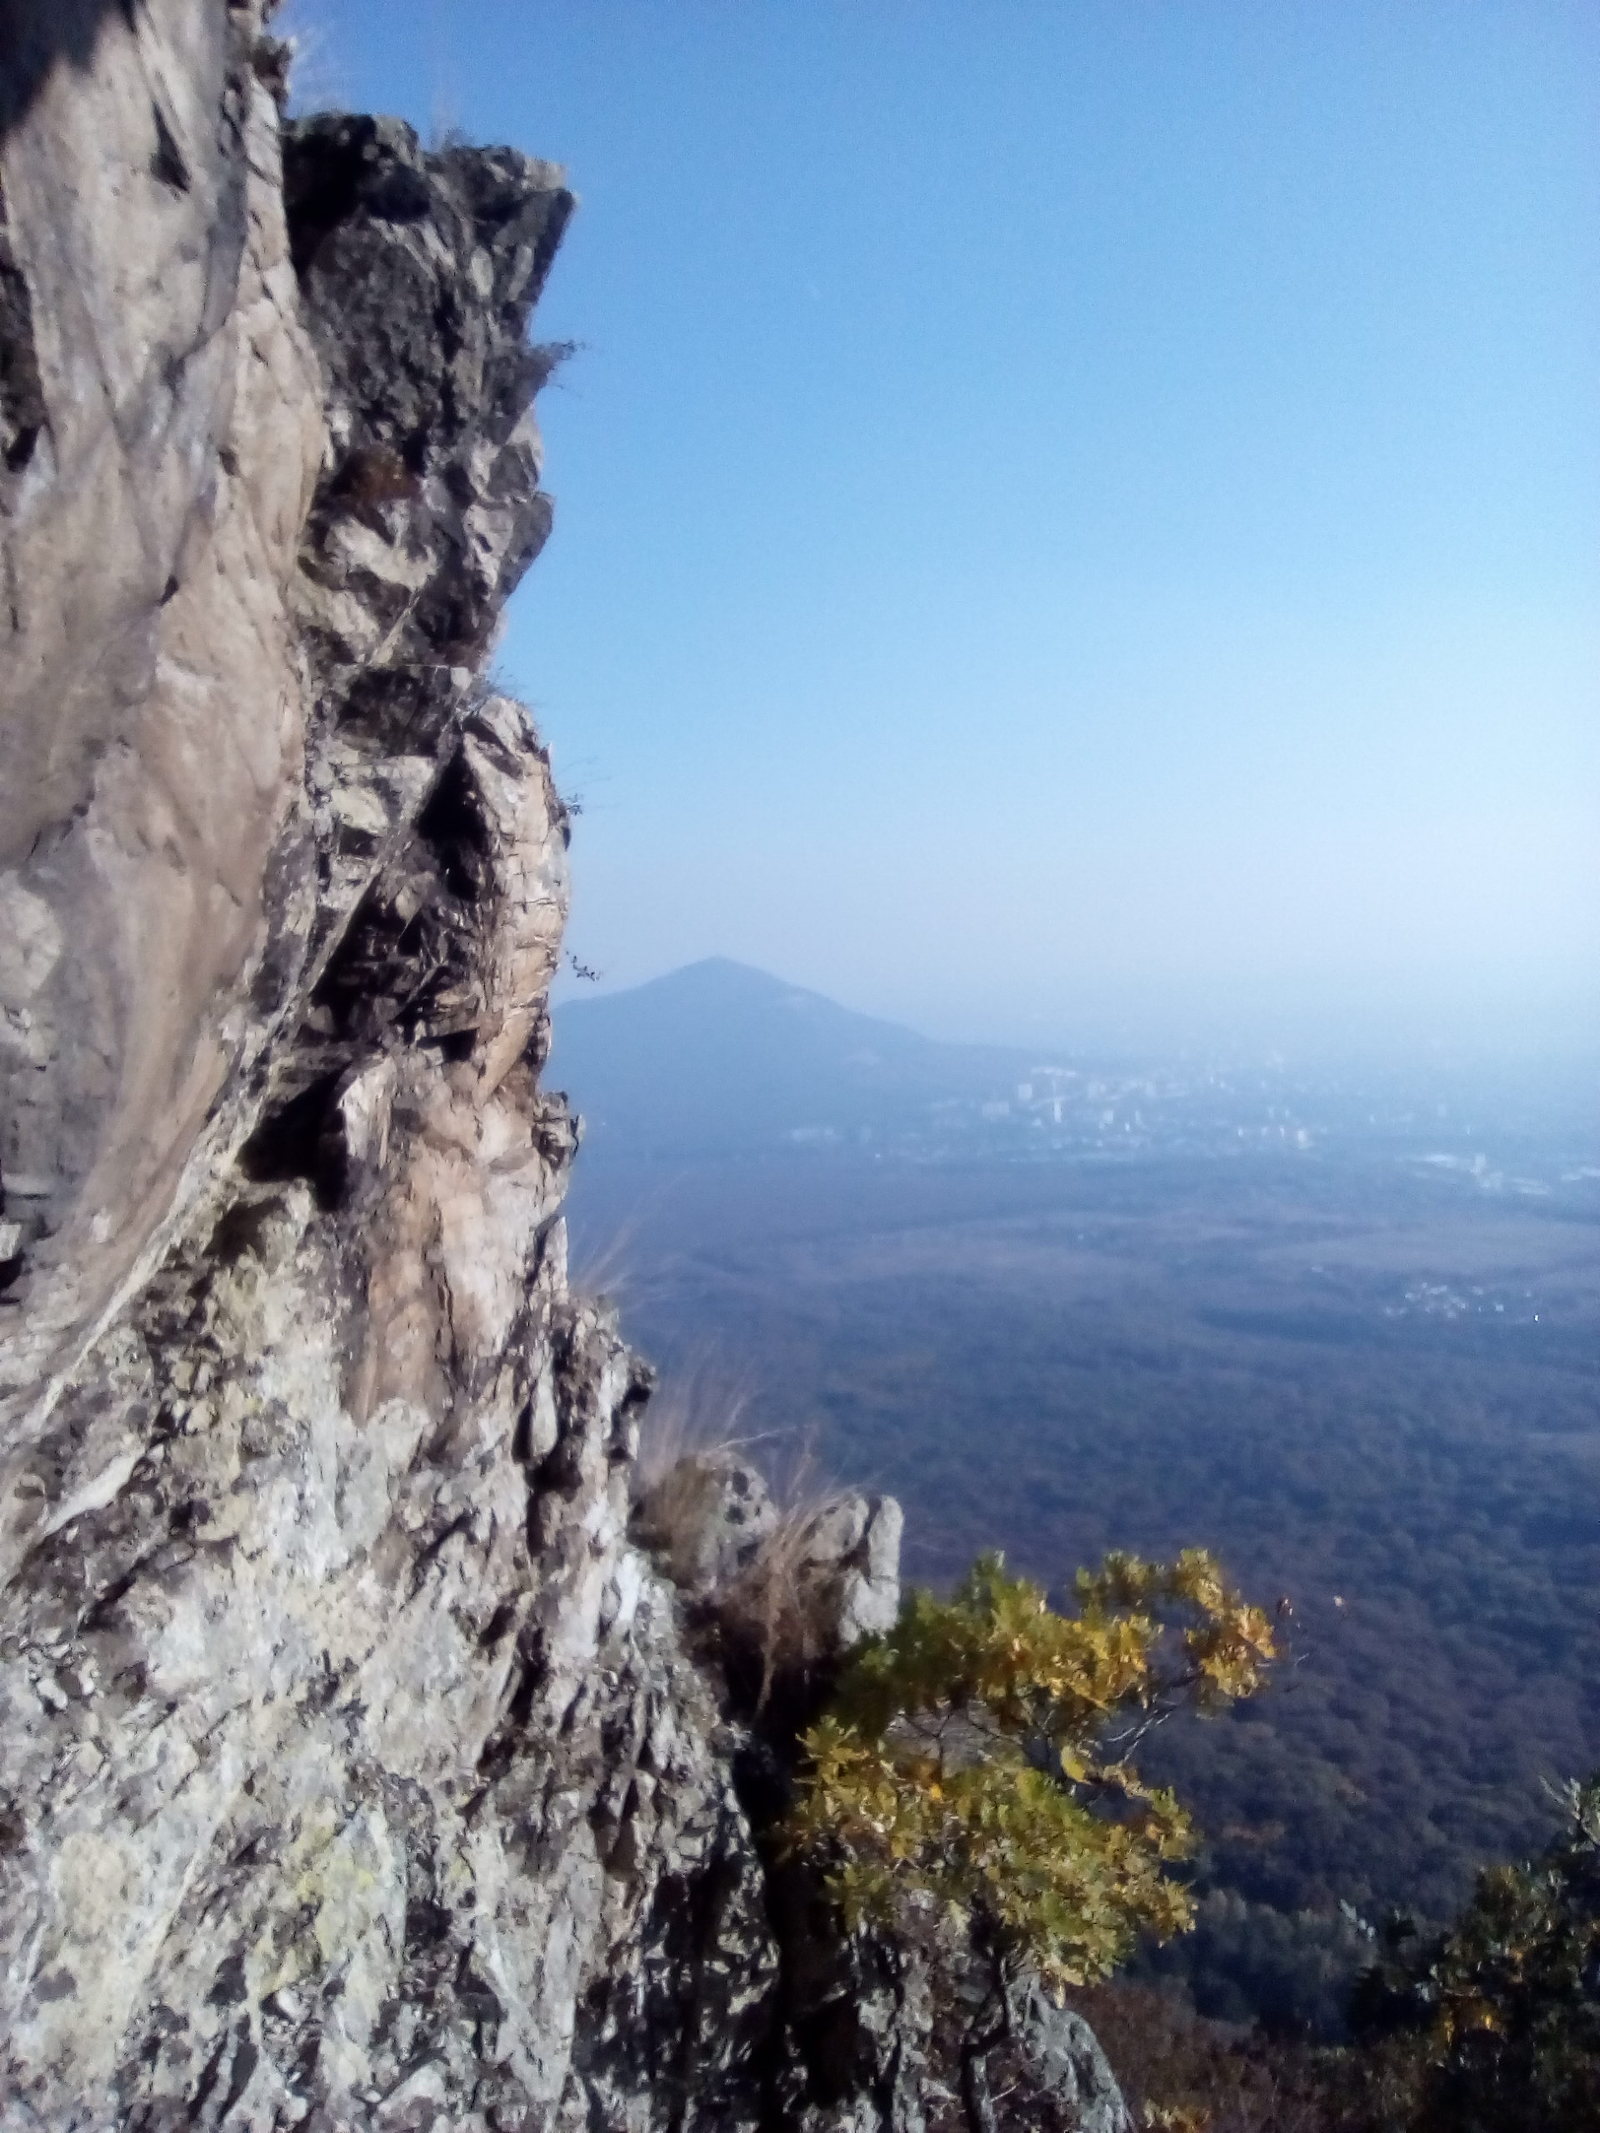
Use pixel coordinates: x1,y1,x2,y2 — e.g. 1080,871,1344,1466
0,7,1129,2127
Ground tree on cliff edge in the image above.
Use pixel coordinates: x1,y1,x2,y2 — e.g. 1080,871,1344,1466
790,1548,1278,2128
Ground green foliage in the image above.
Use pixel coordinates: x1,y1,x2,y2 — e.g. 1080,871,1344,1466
607,1145,1600,2025
789,1549,1277,1988
1348,1774,1600,2132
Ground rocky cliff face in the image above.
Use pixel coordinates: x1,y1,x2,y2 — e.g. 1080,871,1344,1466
0,7,1129,2128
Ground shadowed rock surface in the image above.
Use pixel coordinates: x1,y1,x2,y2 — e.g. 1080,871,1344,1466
0,7,1130,2128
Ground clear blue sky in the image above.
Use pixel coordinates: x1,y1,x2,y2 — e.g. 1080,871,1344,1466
296,1,1597,1053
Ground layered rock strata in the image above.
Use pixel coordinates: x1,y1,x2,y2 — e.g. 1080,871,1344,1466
0,7,1130,2129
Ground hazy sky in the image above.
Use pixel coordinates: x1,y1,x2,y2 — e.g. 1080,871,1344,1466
301,2,1597,1052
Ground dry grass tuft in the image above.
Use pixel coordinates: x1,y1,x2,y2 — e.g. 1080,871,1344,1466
629,1370,859,1707
631,1362,759,1495
717,1463,859,1707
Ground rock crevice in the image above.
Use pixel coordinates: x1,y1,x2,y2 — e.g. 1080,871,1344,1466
0,10,1130,2129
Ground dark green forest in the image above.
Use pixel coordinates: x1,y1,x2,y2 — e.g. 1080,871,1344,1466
569,1143,1600,2035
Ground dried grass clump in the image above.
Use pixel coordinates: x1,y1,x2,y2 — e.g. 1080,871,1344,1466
716,1471,861,1705
631,1365,756,1498
630,1374,861,1707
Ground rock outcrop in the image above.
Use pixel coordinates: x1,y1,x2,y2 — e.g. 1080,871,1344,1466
0,6,1131,2128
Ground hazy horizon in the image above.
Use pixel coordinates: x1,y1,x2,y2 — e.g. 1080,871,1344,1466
307,2,1598,1062
552,952,1600,1076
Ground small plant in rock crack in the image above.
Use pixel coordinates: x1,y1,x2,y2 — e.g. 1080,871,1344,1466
788,1549,1278,2128
527,338,581,393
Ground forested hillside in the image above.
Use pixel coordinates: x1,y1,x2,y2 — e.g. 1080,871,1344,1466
563,1062,1600,2033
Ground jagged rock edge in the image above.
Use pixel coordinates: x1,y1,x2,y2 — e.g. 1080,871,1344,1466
0,9,1133,2129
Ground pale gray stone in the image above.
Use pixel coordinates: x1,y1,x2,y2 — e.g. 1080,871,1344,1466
0,10,1133,2128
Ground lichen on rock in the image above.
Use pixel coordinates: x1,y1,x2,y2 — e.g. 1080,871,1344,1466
0,7,1131,2128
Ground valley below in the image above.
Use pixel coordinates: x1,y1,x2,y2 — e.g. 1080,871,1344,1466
555,967,1600,2029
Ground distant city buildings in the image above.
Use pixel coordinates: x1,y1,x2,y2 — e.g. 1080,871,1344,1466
771,1063,1595,1218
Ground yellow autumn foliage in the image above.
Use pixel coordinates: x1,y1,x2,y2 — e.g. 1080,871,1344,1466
789,1549,1277,1988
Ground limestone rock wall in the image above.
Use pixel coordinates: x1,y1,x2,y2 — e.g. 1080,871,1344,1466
0,0,326,1470
0,8,824,2123
0,8,1130,2129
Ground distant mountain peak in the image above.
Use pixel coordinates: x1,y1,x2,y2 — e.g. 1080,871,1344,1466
622,956,830,1003
551,959,1025,1156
